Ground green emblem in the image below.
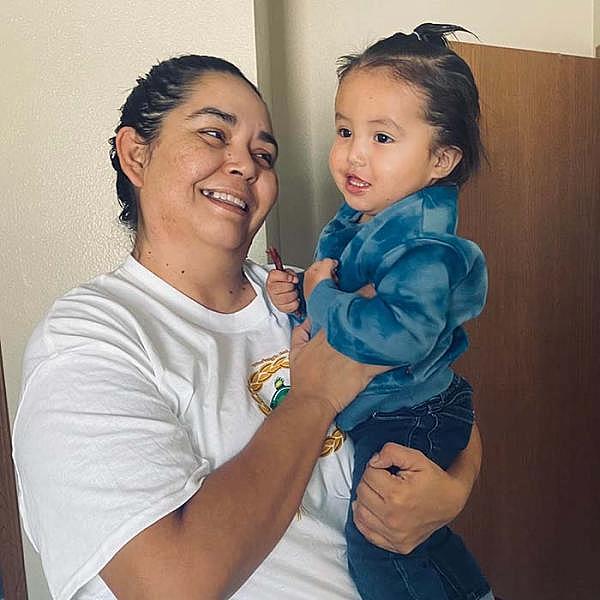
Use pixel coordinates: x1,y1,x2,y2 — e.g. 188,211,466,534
270,377,290,409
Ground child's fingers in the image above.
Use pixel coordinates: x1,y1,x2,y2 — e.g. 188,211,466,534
269,282,299,295
279,299,300,313
268,269,298,284
274,290,299,305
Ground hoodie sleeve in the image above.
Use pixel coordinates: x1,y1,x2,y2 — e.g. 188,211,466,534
307,237,486,366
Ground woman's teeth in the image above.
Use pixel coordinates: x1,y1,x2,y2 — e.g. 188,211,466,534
202,189,248,211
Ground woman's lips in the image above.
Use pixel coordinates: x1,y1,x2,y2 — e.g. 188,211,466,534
345,174,371,195
201,189,249,213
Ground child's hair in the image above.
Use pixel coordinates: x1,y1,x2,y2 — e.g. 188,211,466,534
337,23,484,187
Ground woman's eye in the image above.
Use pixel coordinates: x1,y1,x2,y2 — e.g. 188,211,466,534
375,133,393,144
337,127,352,138
254,152,275,169
200,129,226,144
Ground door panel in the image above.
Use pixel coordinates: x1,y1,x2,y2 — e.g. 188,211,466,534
450,43,599,600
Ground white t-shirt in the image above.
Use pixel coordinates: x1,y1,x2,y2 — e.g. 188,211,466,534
13,256,359,600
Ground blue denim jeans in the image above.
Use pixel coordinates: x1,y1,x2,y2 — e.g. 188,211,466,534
346,375,491,600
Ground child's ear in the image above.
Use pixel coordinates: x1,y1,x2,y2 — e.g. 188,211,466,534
431,145,463,180
115,127,150,188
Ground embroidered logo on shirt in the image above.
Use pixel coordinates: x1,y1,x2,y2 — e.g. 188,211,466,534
248,350,345,457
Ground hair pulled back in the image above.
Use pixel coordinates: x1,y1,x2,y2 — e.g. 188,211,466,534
109,55,260,231
337,23,484,187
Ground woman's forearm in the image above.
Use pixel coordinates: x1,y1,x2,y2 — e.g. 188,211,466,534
177,391,336,597
447,423,482,509
102,328,382,600
102,390,335,599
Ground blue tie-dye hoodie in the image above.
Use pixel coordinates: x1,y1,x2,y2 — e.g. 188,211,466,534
307,184,487,431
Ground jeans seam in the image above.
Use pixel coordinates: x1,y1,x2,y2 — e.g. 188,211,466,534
407,417,419,448
430,556,461,596
427,413,439,455
391,559,421,600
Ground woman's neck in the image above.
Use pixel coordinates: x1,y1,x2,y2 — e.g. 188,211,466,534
132,236,255,314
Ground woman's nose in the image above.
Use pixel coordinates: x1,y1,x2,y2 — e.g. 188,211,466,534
225,149,257,183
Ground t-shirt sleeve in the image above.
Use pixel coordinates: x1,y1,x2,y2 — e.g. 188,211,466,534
13,320,210,600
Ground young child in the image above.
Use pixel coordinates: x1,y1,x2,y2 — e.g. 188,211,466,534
267,23,491,600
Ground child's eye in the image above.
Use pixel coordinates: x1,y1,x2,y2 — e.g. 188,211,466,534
337,127,352,138
375,133,394,144
253,152,276,169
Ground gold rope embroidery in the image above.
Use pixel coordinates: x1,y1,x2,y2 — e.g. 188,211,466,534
248,351,345,457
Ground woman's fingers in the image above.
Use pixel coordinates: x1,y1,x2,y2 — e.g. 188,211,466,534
353,443,460,554
351,500,397,552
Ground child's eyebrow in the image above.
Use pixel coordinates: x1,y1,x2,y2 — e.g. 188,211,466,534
369,117,402,131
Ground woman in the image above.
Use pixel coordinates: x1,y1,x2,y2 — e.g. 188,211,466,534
13,55,482,600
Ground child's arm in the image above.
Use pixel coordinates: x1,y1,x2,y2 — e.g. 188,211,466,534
307,241,486,366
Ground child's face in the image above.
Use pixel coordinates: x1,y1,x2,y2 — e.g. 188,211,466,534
329,68,441,220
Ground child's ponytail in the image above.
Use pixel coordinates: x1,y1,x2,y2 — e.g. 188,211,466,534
412,23,476,48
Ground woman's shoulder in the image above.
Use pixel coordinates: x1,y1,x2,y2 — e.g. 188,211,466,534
24,258,149,367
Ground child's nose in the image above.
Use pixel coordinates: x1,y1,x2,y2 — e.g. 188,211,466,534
348,141,367,167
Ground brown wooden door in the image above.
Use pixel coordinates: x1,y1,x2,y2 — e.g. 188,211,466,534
450,43,600,599
0,342,28,600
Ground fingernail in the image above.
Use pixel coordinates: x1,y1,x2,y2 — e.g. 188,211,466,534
369,452,380,466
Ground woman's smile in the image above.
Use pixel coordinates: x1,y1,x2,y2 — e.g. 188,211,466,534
133,71,278,258
200,188,250,213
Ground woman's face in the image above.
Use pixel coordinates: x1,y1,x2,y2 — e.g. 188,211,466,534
137,72,278,257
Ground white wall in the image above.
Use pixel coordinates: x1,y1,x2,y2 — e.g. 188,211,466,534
266,0,596,267
596,0,600,51
1,1,257,598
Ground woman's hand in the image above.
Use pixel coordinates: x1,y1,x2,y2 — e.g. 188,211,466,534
352,426,482,554
289,319,388,415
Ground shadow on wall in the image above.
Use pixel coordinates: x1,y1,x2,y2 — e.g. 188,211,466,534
261,0,335,269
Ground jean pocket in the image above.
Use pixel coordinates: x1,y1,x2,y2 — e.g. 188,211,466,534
438,402,475,426
371,408,419,422
435,378,475,426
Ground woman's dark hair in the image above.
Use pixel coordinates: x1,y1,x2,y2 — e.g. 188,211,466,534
337,23,484,187
109,55,261,231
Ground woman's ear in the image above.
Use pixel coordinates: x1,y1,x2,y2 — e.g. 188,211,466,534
115,127,149,188
431,146,463,180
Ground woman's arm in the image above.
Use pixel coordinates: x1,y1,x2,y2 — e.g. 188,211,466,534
101,323,384,600
351,424,482,554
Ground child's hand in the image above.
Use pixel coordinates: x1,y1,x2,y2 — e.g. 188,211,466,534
303,258,339,300
357,283,376,299
266,268,300,314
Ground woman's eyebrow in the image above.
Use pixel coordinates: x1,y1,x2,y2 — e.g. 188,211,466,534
187,106,237,124
187,106,277,152
259,131,278,153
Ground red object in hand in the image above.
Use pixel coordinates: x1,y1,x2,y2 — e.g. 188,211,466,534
266,246,304,319
266,246,284,271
